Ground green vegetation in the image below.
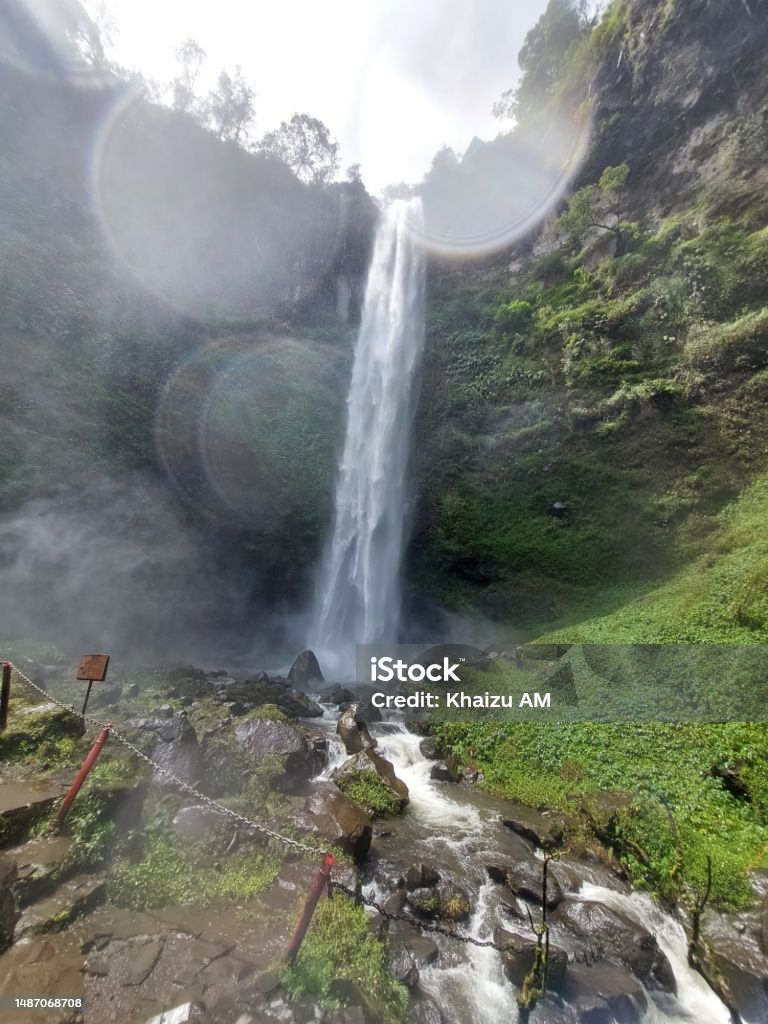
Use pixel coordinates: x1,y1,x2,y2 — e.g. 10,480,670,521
435,720,768,910
109,835,278,909
283,895,408,1024
335,769,403,817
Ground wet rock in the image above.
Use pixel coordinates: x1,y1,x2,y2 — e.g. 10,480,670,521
124,682,140,699
173,804,228,839
430,757,461,783
387,945,419,987
390,929,439,968
493,927,567,988
418,737,441,760
435,881,470,922
276,691,324,718
323,1010,366,1024
124,938,165,986
553,898,676,993
8,835,76,906
234,718,314,791
488,859,566,910
354,698,383,724
703,910,768,1023
761,895,768,957
0,779,65,845
0,853,19,953
562,962,648,1023
337,706,376,755
502,805,569,851
288,650,324,687
323,684,355,705
406,995,443,1024
16,874,106,940
144,712,205,788
405,864,441,890
406,882,470,922
333,749,409,811
406,887,441,918
151,703,174,718
304,783,373,861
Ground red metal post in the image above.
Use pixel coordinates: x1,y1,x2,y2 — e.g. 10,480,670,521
51,724,111,831
0,662,11,733
284,852,336,963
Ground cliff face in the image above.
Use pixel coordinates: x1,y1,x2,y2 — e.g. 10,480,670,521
407,0,768,635
0,59,375,658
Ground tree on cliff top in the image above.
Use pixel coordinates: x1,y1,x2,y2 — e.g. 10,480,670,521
259,113,340,186
493,0,596,122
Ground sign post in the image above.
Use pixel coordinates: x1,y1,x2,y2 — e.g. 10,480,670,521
76,654,110,716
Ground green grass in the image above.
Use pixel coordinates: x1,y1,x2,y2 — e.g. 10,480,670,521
335,769,403,817
435,720,768,910
283,895,408,1024
108,835,279,909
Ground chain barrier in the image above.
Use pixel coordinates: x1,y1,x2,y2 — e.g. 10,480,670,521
8,662,319,856
9,662,530,957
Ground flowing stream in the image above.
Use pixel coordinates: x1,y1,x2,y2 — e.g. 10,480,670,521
312,708,734,1024
310,198,426,675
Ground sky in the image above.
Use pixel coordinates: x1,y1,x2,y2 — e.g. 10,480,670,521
92,0,550,193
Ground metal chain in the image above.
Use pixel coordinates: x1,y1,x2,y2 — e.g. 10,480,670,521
8,662,320,855
329,880,509,951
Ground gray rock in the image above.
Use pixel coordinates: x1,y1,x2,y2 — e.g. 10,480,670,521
277,691,324,718
488,859,566,910
554,898,676,993
562,963,648,1023
418,737,441,760
493,927,567,988
405,864,441,890
407,996,442,1024
332,749,409,811
146,713,204,788
304,783,373,862
287,650,324,687
92,682,122,708
430,758,461,783
234,718,314,790
387,945,419,987
337,706,376,755
502,806,569,851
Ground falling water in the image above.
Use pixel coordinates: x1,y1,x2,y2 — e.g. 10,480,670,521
311,198,426,675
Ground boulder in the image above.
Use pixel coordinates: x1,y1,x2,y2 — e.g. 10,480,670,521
136,713,204,788
487,859,566,910
276,691,324,718
502,806,569,851
493,927,567,988
553,898,676,993
91,683,122,708
435,881,470,922
703,910,768,1023
406,996,442,1024
332,749,409,811
430,758,461,783
406,882,470,922
418,737,441,760
234,718,314,791
324,684,355,705
387,945,419,987
405,864,440,890
0,853,19,953
304,784,372,862
337,707,376,755
287,650,324,688
561,962,648,1023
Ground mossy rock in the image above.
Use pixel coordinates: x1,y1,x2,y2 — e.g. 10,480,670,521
0,703,84,762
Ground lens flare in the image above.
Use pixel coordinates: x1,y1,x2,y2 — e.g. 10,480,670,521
154,335,348,524
413,106,592,256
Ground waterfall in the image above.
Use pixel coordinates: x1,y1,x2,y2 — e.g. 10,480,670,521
311,198,426,675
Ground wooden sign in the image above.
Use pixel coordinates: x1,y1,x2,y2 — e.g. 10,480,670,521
77,654,110,682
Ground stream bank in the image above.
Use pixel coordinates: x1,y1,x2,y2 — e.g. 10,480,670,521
1,655,766,1023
